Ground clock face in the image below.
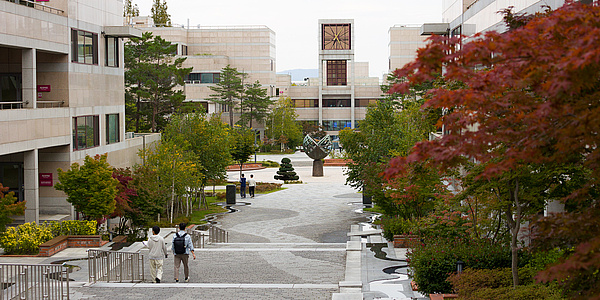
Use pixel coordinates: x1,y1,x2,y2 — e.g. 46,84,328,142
322,24,351,50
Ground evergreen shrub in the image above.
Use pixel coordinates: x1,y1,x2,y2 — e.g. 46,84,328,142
274,158,299,181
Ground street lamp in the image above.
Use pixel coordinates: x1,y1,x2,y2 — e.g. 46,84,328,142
456,261,465,274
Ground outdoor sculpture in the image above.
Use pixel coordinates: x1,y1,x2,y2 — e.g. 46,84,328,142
303,134,332,176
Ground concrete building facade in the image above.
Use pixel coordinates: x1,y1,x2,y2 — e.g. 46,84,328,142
388,25,429,73
136,18,277,132
0,0,158,223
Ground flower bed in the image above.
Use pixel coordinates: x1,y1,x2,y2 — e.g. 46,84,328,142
38,235,107,257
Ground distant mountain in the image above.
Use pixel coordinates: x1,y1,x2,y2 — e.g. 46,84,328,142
277,69,318,81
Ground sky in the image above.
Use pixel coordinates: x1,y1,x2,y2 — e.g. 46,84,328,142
133,0,443,78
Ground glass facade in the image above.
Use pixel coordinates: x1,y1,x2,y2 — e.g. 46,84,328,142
323,99,350,107
105,36,118,67
294,99,318,108
326,60,347,86
73,116,99,150
355,99,378,107
186,73,220,83
322,120,351,131
106,114,119,144
72,29,98,65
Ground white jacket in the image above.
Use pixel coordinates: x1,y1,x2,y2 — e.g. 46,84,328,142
145,234,168,260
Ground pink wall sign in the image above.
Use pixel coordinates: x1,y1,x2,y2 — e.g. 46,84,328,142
39,173,53,187
37,85,51,92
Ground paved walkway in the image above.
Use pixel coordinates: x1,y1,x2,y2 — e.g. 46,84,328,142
1,153,427,299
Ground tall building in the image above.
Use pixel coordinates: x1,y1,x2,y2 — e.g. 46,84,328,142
137,20,277,133
282,20,383,143
388,25,428,73
0,0,158,223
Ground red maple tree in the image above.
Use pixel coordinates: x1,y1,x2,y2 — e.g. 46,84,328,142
384,2,600,297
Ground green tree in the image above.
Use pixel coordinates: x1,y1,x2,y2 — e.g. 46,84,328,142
125,32,191,132
143,139,200,223
239,81,274,129
209,65,247,127
266,96,302,151
151,0,171,27
55,154,118,222
164,113,231,209
127,165,167,227
340,100,436,216
123,0,139,24
230,127,256,178
0,183,25,232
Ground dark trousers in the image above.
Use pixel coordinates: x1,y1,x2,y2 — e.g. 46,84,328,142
249,186,255,197
240,186,246,198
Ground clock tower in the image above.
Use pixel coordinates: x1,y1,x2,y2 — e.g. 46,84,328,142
318,19,355,129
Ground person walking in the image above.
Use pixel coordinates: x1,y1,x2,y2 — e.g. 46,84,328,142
240,174,247,198
144,226,168,283
248,174,256,198
172,223,195,283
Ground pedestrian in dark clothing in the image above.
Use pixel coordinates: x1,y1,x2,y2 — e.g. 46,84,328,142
240,174,247,198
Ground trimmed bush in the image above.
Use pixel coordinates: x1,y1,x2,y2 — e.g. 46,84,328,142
408,237,513,294
274,158,299,181
0,222,53,255
447,268,564,300
49,220,97,236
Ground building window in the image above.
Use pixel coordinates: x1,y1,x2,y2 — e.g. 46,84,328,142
181,45,188,55
186,73,220,84
106,37,119,67
294,99,318,108
327,60,347,86
106,114,120,144
71,29,98,65
322,120,351,131
73,116,99,150
323,99,350,107
355,99,378,107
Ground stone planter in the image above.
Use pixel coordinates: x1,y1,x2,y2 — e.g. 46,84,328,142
393,234,420,248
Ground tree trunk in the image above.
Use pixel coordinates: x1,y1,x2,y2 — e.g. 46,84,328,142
505,179,521,287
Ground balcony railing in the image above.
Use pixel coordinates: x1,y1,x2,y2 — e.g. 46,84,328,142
0,101,65,110
4,0,65,16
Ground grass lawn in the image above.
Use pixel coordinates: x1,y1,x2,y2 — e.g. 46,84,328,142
189,196,228,224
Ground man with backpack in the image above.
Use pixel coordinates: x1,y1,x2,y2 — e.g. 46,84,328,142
172,223,195,282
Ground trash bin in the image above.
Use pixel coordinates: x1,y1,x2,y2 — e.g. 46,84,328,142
226,184,236,205
362,194,372,206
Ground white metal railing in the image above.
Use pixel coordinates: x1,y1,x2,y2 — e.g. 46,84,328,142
0,263,70,300
87,249,144,283
0,101,25,110
37,101,65,108
4,0,65,16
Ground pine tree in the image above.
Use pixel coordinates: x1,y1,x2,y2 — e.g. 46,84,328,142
151,0,171,27
209,65,247,127
274,158,299,181
239,81,274,129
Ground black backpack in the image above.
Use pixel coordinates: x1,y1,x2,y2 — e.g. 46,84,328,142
173,233,187,254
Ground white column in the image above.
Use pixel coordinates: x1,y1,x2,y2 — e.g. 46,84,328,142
24,149,39,223
350,59,355,129
22,48,37,109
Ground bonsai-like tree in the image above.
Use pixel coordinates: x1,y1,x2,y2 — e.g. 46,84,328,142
274,158,299,181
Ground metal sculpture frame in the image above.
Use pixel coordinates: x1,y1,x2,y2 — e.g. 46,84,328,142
303,134,332,176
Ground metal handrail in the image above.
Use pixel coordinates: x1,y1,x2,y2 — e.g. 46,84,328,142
4,0,65,16
0,263,69,300
87,249,144,283
0,101,25,109
188,226,228,248
37,100,65,108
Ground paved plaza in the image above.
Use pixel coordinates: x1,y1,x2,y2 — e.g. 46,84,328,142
1,153,426,299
